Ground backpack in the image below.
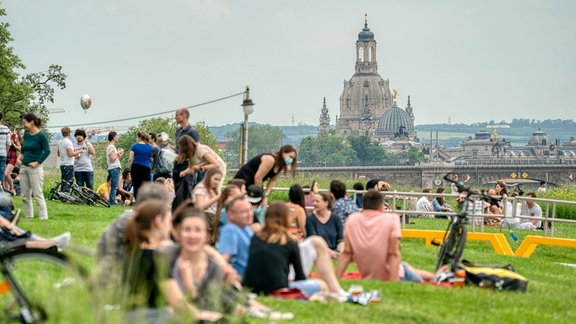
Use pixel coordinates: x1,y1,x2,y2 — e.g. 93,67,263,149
155,146,176,175
461,259,528,292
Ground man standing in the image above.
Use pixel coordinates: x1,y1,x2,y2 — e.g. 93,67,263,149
174,108,199,151
0,113,12,188
336,191,434,283
57,127,75,193
218,197,254,277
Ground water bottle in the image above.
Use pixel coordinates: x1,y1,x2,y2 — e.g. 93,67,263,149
510,231,519,243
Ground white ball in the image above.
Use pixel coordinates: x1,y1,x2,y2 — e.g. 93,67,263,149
80,94,92,110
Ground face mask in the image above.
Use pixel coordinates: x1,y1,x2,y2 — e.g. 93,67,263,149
284,156,293,165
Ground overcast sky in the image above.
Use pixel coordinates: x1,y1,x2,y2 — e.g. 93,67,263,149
4,0,576,130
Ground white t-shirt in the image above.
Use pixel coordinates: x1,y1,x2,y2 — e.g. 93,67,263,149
58,137,75,166
106,144,121,170
416,196,432,216
521,202,543,227
192,182,218,214
74,142,93,172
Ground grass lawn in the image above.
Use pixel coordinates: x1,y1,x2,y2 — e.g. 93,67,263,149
3,170,576,323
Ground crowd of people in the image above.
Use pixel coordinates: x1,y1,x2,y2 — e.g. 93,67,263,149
0,109,551,322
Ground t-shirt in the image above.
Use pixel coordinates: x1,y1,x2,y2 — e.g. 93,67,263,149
217,223,254,277
130,143,153,168
58,137,75,166
344,210,405,281
122,249,166,309
21,131,50,166
521,202,543,227
331,197,359,225
175,124,199,152
0,125,12,157
106,144,121,170
242,235,306,295
73,142,93,172
416,196,432,215
97,183,111,197
192,182,218,214
305,213,343,251
191,144,226,175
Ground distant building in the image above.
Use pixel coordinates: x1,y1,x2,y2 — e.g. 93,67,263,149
318,97,330,133
332,16,417,147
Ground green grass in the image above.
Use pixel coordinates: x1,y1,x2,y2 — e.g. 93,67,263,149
3,170,576,323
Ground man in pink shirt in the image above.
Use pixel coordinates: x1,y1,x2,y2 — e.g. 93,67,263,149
335,191,434,282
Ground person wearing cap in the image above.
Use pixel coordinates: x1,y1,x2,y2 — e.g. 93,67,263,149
234,145,297,206
245,185,266,233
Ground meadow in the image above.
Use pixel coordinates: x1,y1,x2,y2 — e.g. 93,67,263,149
2,170,576,323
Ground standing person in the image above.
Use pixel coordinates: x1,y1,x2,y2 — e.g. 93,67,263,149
305,192,343,257
19,113,50,220
178,135,226,188
234,144,297,206
106,131,124,206
0,113,11,188
57,127,75,193
174,108,200,198
73,129,95,189
450,175,459,194
128,131,153,200
4,127,21,196
152,132,175,180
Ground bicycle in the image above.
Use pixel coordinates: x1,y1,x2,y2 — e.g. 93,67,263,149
433,173,499,272
0,240,93,323
50,180,110,208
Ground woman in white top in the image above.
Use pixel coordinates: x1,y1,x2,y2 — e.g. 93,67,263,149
192,168,222,236
73,129,95,189
178,136,226,188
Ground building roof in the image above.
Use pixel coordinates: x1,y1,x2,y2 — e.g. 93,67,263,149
376,104,414,136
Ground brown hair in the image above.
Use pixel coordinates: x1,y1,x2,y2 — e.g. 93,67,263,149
256,202,290,245
137,131,149,142
176,135,197,163
172,201,208,235
124,199,169,250
274,145,297,178
61,127,71,137
202,167,222,192
227,178,246,190
212,185,242,243
317,191,333,210
362,190,384,210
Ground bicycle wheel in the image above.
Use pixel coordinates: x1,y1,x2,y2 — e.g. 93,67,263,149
56,191,85,205
0,247,94,323
70,186,95,206
435,223,468,272
81,187,111,208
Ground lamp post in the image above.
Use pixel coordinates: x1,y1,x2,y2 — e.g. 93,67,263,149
241,86,255,166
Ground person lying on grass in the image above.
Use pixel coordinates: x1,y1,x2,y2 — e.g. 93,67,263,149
336,190,436,282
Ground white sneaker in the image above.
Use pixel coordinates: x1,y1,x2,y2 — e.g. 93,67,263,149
51,232,71,249
327,289,350,303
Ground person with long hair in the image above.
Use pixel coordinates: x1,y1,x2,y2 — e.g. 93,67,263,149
432,187,453,219
128,131,153,200
243,202,327,298
122,199,221,322
177,135,226,188
118,168,133,206
19,113,50,220
106,131,124,205
286,184,306,241
305,192,343,257
211,185,243,243
234,144,297,206
4,126,21,196
192,168,222,234
73,129,95,189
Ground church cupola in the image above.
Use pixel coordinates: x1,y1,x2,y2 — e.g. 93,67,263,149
356,14,378,74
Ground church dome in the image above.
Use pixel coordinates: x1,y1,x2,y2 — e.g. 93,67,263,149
528,130,552,147
376,105,414,136
358,23,374,42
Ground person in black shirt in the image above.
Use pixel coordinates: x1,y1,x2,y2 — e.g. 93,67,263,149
243,202,327,298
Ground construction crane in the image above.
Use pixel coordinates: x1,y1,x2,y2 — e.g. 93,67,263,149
48,108,66,114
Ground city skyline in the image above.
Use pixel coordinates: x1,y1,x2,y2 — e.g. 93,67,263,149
3,0,575,130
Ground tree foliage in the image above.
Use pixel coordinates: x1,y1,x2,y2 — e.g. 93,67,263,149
347,135,396,166
224,124,285,168
407,146,426,164
0,7,66,127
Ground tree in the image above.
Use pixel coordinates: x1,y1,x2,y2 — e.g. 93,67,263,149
223,124,285,167
298,132,358,167
347,135,395,166
0,7,66,127
407,146,426,165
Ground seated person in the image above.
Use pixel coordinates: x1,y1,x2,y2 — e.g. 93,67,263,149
484,188,502,225
243,203,327,298
432,187,453,219
329,180,359,225
416,188,433,218
97,175,122,205
305,192,343,257
336,191,435,283
352,182,364,209
217,198,254,277
118,168,134,206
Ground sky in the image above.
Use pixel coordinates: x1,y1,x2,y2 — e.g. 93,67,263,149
3,0,576,131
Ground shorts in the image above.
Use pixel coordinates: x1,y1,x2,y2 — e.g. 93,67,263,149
288,279,322,297
401,262,422,283
288,238,318,280
7,150,17,166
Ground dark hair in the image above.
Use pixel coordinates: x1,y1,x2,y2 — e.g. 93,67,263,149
202,167,222,191
353,182,364,191
288,184,306,210
176,135,197,163
496,181,509,196
423,188,432,194
212,185,243,243
106,175,111,182
108,131,117,142
21,113,42,127
172,200,205,230
0,112,3,121
363,191,384,210
122,168,131,179
227,178,246,190
256,202,290,245
124,199,168,249
274,145,297,178
74,129,87,139
149,132,157,142
61,127,71,137
526,192,537,198
137,131,149,142
316,192,333,210
435,187,446,205
330,180,347,200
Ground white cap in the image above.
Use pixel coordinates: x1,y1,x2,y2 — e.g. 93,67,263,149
159,132,170,141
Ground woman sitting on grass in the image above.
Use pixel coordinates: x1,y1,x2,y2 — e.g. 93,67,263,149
122,199,221,322
305,192,343,257
243,202,327,298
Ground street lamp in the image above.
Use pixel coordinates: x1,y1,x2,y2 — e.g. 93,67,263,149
240,86,255,165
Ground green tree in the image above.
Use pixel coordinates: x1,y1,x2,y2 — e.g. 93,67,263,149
0,7,66,127
224,124,285,167
298,132,358,167
407,146,426,164
347,135,395,166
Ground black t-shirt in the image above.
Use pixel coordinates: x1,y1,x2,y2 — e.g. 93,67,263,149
305,213,343,251
122,248,167,309
242,235,306,295
234,153,278,187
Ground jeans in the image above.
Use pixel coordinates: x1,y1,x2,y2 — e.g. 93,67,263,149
60,165,74,193
108,167,121,205
401,262,423,283
0,156,6,189
75,171,94,190
20,164,48,219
